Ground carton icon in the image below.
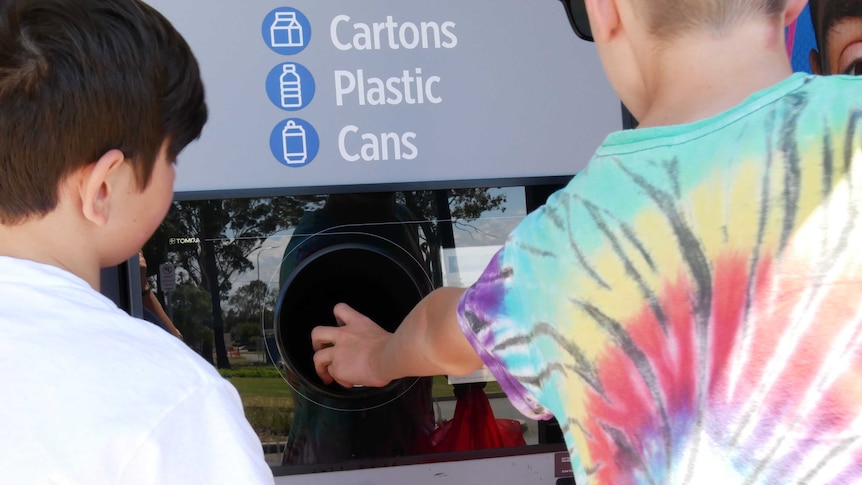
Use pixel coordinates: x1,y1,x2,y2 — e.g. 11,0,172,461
270,12,304,48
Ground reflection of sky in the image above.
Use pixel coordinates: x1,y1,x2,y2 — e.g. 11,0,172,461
252,232,292,288
454,186,526,248
453,215,523,247
233,186,530,291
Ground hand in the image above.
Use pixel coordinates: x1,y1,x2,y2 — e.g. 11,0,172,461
138,250,150,292
311,303,393,389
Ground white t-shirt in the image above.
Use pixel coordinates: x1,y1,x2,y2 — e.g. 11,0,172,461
0,257,274,484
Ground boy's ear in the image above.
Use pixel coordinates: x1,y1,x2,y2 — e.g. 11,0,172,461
784,0,808,26
584,0,621,43
809,49,823,74
80,149,127,226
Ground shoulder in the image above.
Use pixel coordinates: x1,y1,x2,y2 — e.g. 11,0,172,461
769,75,862,154
798,73,862,92
769,74,862,120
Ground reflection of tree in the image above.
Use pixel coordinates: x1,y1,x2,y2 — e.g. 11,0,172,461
144,196,324,368
226,280,277,351
142,189,505,369
150,198,321,289
226,280,277,328
169,283,214,358
401,189,506,286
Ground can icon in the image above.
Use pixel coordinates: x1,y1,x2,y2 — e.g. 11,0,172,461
270,11,304,48
270,118,318,168
282,120,307,165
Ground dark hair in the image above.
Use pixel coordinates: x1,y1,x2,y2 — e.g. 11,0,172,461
809,0,862,52
810,0,824,47
0,0,207,225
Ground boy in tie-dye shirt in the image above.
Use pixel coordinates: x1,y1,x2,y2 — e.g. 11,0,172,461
312,0,862,483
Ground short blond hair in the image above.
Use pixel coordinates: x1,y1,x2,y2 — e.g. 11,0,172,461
641,0,788,38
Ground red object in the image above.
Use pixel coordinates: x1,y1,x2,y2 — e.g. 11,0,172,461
426,386,527,452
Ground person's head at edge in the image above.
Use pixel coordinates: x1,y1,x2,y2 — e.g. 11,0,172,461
808,0,862,74
0,0,207,286
578,0,807,127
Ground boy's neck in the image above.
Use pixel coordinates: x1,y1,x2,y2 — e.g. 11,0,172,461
635,21,794,128
0,212,102,290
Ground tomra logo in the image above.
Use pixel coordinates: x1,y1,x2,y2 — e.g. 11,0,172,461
169,237,201,245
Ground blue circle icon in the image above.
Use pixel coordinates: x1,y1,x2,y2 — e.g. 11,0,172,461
262,8,311,55
270,118,319,168
266,62,315,111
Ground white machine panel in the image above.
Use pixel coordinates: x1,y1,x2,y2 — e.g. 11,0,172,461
144,0,619,196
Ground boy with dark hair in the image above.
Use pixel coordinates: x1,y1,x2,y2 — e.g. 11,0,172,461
0,0,273,482
808,0,862,74
313,0,862,482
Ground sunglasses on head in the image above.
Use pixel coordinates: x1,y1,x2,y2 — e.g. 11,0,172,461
558,0,593,42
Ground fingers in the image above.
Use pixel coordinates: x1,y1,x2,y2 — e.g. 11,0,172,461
311,309,349,385
311,325,339,351
334,302,367,327
312,346,354,388
311,303,375,353
311,304,358,349
310,324,350,386
311,303,374,387
313,347,334,385
311,303,356,350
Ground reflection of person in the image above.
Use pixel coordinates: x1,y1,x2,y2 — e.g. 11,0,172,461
277,192,434,465
809,0,862,74
0,1,273,483
313,0,862,483
139,251,183,340
278,192,424,285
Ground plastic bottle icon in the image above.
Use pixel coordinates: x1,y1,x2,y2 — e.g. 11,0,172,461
282,120,307,165
270,12,304,48
280,64,302,108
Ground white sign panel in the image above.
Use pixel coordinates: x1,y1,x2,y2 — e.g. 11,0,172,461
441,245,502,288
146,1,621,196
158,263,177,293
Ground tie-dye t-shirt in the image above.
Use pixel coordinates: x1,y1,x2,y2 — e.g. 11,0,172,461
457,73,862,484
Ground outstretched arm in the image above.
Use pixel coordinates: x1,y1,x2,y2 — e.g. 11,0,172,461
311,287,484,388
139,251,183,341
